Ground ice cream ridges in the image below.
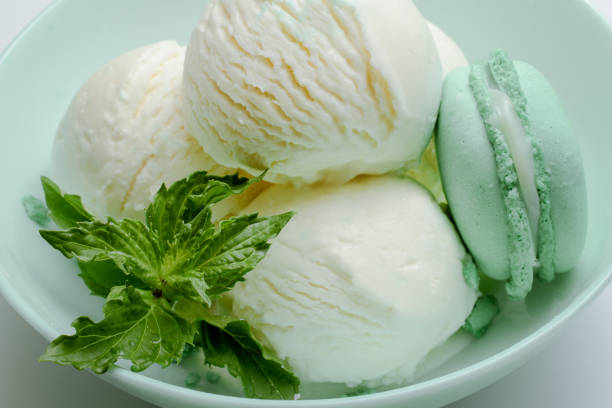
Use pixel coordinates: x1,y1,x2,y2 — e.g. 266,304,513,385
183,0,442,185
230,176,477,386
51,41,266,222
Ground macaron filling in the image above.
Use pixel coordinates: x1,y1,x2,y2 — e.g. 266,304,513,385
468,50,556,298
488,88,540,247
469,64,534,299
487,50,555,284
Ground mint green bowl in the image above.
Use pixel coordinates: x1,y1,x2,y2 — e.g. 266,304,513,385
1,0,611,407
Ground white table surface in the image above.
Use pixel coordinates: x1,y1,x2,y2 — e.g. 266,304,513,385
1,1,611,407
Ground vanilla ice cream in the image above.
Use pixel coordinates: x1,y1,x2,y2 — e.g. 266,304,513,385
427,22,468,78
52,41,245,220
230,176,477,386
400,23,467,202
184,0,442,185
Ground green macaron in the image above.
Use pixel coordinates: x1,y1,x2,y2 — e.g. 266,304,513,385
436,49,587,299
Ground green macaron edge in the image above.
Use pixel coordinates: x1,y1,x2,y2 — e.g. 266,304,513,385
468,57,533,299
487,50,556,283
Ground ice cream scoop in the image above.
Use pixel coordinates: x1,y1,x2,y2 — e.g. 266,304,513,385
183,0,442,185
427,22,468,78
391,22,467,203
436,50,588,299
230,176,478,386
52,41,241,220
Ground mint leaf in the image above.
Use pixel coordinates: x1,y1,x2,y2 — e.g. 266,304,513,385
157,211,292,302
166,300,300,400
78,260,147,298
145,171,265,249
195,213,294,297
41,286,196,373
200,315,300,400
41,176,93,228
40,218,159,267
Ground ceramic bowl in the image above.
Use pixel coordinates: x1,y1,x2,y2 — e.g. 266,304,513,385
1,0,611,407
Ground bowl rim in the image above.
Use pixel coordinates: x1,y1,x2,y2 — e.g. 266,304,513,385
1,0,612,405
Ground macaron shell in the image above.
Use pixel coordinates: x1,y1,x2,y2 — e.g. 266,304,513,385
437,62,588,282
514,61,587,273
436,66,511,281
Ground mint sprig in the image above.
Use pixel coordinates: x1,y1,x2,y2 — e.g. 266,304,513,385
37,172,298,399
201,316,300,400
41,176,93,228
169,301,300,399
42,285,196,373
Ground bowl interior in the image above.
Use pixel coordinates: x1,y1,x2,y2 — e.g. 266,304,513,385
1,0,611,406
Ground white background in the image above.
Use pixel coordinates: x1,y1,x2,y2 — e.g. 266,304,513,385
1,1,611,407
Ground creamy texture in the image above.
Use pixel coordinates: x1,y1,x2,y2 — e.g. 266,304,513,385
399,23,467,203
489,89,540,247
427,22,468,78
184,0,442,184
52,41,243,220
231,177,477,386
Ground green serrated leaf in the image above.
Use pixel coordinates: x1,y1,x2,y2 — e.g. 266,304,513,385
194,212,294,297
78,259,147,298
145,171,264,250
41,286,196,373
201,316,300,400
171,303,299,399
39,218,161,280
41,176,93,228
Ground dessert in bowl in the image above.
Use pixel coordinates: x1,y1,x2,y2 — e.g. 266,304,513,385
0,0,610,407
